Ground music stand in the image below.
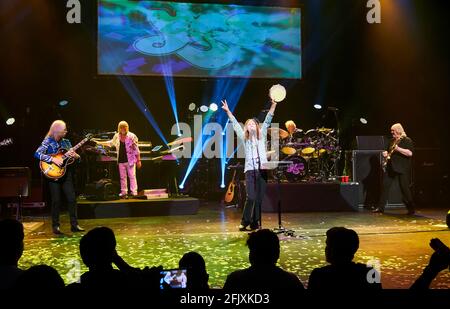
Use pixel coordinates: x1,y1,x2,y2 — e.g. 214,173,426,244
263,161,297,236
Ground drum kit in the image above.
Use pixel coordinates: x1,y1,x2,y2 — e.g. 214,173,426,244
268,126,341,182
265,84,341,183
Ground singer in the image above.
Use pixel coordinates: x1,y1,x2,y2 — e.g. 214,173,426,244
222,98,278,231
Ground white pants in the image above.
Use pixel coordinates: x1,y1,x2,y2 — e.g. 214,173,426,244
118,163,138,195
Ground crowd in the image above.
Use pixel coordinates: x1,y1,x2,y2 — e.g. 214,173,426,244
0,219,449,290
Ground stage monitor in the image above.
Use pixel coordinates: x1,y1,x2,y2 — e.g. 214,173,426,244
98,0,301,79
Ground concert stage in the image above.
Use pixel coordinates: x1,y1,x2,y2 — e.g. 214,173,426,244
77,197,200,219
262,182,360,213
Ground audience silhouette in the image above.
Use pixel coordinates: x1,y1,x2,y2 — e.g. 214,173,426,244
1,218,448,291
15,265,65,289
223,229,304,290
0,219,24,289
73,226,131,288
179,251,209,290
411,238,450,289
308,227,382,289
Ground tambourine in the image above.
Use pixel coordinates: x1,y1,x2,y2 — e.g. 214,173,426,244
269,84,287,102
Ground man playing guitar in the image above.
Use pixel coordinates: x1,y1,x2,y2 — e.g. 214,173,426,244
34,120,84,234
373,123,415,215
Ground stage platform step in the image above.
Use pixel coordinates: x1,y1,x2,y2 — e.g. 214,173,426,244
77,197,200,219
262,182,360,212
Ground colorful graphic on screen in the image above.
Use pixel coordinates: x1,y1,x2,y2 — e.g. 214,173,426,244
98,0,301,78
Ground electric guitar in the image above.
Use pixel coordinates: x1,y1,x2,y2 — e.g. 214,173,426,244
39,134,93,180
382,137,402,172
224,170,237,203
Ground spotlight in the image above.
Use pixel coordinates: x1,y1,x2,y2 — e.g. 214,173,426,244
59,100,69,107
360,118,368,125
199,105,208,113
209,103,218,112
188,103,196,111
220,184,225,189
6,118,15,126
179,184,184,189
314,104,322,110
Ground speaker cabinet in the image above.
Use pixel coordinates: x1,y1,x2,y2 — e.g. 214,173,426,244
0,167,31,198
352,151,404,207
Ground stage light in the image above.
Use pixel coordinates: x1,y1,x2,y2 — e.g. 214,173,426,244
59,100,69,107
180,78,249,190
209,103,218,112
200,105,208,113
314,104,322,110
6,118,15,126
179,184,184,189
220,184,226,189
360,117,368,125
117,76,168,145
446,210,449,229
188,103,196,111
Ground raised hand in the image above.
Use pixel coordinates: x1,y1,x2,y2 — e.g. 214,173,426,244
221,99,230,113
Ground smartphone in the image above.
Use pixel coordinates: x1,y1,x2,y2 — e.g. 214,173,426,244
159,268,188,290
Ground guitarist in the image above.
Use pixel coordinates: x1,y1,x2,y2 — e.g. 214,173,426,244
34,120,84,234
373,123,415,215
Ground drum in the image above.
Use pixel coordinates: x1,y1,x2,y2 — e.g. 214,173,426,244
284,156,307,182
281,143,298,155
301,146,315,157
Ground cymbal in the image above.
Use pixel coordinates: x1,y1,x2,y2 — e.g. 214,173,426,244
167,136,193,146
267,128,289,139
317,127,333,133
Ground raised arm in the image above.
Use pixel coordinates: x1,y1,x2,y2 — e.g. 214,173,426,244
222,99,244,140
262,99,278,131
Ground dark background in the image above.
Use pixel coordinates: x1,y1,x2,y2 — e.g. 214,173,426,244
0,0,449,198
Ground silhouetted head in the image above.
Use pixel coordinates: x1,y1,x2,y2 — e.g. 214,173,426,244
179,251,209,289
80,227,116,269
325,227,359,265
0,219,24,266
247,229,280,266
16,265,65,289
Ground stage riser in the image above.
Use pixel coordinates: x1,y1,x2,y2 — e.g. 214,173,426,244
77,198,200,219
262,183,359,213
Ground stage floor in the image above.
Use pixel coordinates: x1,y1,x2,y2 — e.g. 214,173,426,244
19,204,450,289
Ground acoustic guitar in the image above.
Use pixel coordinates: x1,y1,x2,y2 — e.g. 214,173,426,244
224,169,237,203
39,134,93,180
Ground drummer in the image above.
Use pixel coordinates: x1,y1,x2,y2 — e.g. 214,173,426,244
285,120,302,142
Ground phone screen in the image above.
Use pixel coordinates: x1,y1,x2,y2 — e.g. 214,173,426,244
160,269,188,289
